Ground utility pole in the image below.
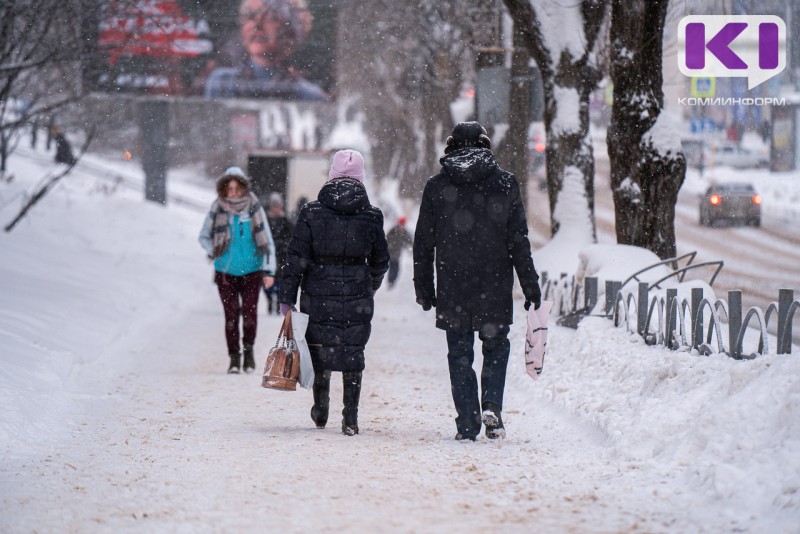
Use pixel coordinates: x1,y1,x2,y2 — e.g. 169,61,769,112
139,100,169,205
474,2,505,130
474,3,533,210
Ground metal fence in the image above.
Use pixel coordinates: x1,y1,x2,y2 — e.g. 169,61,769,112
542,272,799,359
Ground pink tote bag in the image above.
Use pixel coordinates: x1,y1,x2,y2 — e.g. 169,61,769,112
525,301,552,381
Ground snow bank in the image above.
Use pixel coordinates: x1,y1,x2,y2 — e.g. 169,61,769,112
534,317,800,530
0,147,208,446
534,166,595,275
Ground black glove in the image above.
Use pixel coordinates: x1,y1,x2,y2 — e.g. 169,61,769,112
417,297,436,311
526,282,542,311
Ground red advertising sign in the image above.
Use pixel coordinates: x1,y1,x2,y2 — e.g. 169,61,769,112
87,0,336,101
99,0,212,62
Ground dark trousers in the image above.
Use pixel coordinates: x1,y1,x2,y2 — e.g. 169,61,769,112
387,260,400,287
263,279,281,314
445,325,511,437
215,271,262,354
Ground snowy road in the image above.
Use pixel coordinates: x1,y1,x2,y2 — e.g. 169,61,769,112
527,156,800,314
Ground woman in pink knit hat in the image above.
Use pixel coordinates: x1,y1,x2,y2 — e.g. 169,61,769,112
278,149,389,436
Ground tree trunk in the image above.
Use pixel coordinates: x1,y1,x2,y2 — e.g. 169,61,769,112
607,0,686,260
497,23,531,209
0,135,7,174
502,0,606,241
542,58,597,239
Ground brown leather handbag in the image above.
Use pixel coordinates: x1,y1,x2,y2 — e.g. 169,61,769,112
261,311,300,391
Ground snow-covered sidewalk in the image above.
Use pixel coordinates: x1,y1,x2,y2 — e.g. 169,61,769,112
1,150,798,533
0,273,710,533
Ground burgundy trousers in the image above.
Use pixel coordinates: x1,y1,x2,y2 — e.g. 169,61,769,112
214,271,262,355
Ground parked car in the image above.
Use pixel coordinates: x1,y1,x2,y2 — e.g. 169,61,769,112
699,182,761,227
710,142,769,169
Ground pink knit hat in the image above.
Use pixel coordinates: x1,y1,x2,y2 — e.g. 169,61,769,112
328,149,365,181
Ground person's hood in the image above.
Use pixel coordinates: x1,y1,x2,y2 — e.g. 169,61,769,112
439,147,498,185
318,178,370,214
215,168,251,196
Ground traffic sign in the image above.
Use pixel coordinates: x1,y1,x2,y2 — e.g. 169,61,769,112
691,77,716,98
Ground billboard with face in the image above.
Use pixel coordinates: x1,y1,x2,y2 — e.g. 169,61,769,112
85,0,336,102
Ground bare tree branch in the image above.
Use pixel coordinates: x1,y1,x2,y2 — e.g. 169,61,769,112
4,126,96,232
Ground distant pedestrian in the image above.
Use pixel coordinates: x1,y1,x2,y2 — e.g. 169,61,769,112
279,149,389,436
293,195,308,223
413,121,541,441
760,120,771,144
199,166,276,374
46,116,54,150
52,127,76,165
727,121,744,146
264,192,294,314
386,216,412,288
30,119,38,149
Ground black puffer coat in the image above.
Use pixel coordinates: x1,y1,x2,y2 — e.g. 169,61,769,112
268,215,294,277
279,178,389,371
413,147,539,332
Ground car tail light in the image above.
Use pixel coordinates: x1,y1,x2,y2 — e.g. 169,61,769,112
710,195,721,205
752,195,762,205
534,142,546,152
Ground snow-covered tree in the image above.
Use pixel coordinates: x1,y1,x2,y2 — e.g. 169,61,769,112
0,1,93,174
338,1,496,198
502,0,608,262
494,23,532,210
607,0,685,260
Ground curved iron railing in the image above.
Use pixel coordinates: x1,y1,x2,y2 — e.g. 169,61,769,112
543,269,798,359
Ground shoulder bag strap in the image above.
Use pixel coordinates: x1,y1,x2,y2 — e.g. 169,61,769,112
274,311,293,348
285,310,295,342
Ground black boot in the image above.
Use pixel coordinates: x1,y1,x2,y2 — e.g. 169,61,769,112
242,344,255,373
482,402,505,439
227,352,241,374
341,371,362,436
311,370,331,429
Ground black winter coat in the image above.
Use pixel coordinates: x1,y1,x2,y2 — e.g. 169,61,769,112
268,215,294,277
54,134,76,165
279,178,389,371
413,147,539,332
386,225,412,260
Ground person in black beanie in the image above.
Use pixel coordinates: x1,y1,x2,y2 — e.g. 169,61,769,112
413,121,541,441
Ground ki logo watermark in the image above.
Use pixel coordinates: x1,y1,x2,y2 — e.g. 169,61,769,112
678,15,786,90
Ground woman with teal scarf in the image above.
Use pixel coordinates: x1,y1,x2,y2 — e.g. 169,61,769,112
199,166,276,374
